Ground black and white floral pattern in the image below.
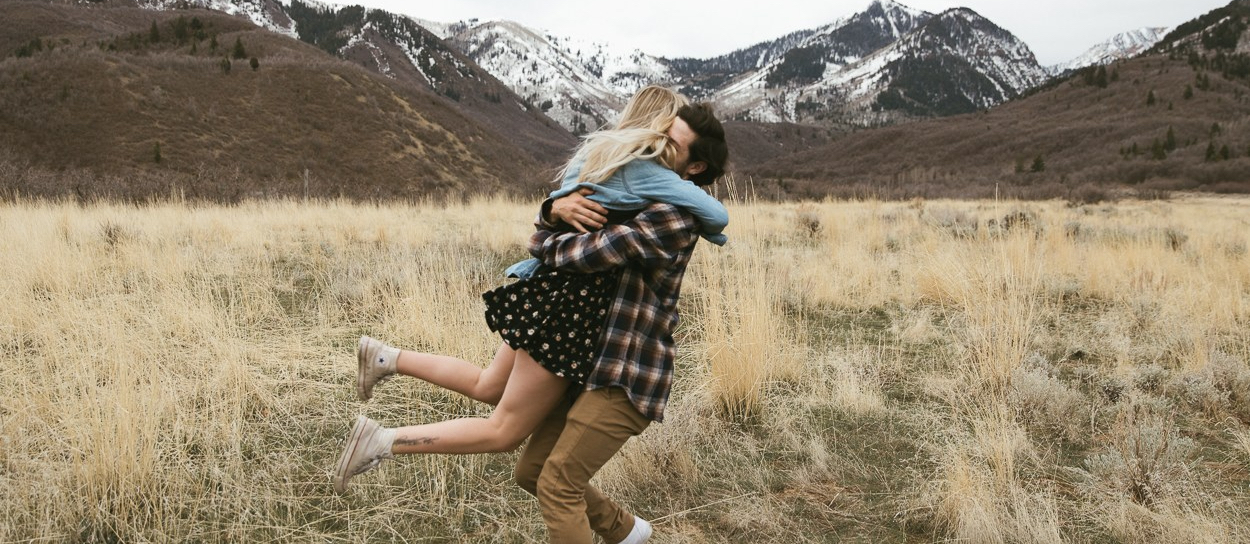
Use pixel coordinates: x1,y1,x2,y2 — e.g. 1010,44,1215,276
483,269,619,384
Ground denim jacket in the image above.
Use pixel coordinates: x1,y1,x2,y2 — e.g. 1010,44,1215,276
505,158,728,279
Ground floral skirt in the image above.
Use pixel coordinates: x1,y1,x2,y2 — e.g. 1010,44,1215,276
482,269,620,384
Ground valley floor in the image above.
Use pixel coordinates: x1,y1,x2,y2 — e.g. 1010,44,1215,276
1,194,1248,543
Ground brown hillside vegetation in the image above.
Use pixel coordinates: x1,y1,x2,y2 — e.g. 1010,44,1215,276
745,54,1250,201
722,120,839,175
0,2,575,201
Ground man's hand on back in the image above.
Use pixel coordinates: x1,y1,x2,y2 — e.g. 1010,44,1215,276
547,188,609,233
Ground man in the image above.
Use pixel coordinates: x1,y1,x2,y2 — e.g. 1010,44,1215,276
514,103,729,544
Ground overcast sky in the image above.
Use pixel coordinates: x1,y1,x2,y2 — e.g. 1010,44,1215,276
347,0,1228,66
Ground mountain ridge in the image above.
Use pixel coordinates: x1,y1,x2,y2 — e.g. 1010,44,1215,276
127,0,1180,134
3,0,1246,202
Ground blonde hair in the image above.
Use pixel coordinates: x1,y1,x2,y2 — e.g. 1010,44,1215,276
558,85,689,184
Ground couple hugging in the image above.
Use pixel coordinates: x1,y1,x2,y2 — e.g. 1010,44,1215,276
333,85,730,544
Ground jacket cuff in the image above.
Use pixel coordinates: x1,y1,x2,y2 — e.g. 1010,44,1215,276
537,198,558,228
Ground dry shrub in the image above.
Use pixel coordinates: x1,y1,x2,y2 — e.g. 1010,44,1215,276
688,207,806,419
922,205,979,239
1012,354,1089,441
1100,500,1239,544
929,413,1061,544
1083,399,1196,507
918,228,1043,394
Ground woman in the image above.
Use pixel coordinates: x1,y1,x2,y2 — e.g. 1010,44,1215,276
332,86,728,495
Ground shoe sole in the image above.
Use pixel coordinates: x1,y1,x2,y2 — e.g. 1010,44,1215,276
333,414,370,494
357,336,370,401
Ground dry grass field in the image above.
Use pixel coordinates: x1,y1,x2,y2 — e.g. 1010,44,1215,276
1,190,1248,543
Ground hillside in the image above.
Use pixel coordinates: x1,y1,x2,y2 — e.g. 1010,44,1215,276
742,50,1250,200
280,0,577,160
0,2,575,201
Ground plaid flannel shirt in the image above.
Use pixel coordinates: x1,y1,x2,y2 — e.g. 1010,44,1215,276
530,203,700,422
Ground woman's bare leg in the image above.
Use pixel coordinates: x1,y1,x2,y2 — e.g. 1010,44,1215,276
360,336,514,405
334,349,567,492
391,349,568,454
395,343,516,405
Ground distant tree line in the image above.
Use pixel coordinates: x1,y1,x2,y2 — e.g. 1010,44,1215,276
1159,4,1250,81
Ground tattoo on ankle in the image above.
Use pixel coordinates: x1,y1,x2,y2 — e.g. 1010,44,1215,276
395,436,438,446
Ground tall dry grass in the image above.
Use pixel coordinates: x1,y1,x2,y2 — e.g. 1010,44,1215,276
2,193,1249,542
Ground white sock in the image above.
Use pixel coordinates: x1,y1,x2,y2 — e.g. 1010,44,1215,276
618,516,651,544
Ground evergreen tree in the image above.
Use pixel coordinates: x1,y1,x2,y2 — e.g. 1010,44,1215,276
249,56,259,71
1221,144,1231,160
232,37,246,60
15,37,42,58
210,35,218,52
1164,127,1177,152
1095,65,1109,88
173,16,189,44
1206,142,1218,161
1183,84,1194,99
1146,90,1157,106
1031,155,1046,172
1151,138,1167,160
1211,122,1223,137
1196,72,1211,90
219,57,231,74
150,21,160,43
191,17,206,41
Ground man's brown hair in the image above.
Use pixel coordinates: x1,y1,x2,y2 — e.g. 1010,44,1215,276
677,103,729,186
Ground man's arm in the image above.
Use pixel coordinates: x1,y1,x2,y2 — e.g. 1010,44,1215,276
530,204,699,273
540,189,609,232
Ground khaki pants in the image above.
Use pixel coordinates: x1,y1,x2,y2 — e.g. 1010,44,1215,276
515,387,651,544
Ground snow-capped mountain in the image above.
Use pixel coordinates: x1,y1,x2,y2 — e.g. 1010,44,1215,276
713,4,1046,124
872,8,1047,115
447,21,674,133
425,0,1046,129
1053,27,1172,73
712,0,933,123
137,0,1052,131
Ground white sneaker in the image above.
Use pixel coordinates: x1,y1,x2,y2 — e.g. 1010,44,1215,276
357,336,400,401
618,516,652,544
332,415,395,493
